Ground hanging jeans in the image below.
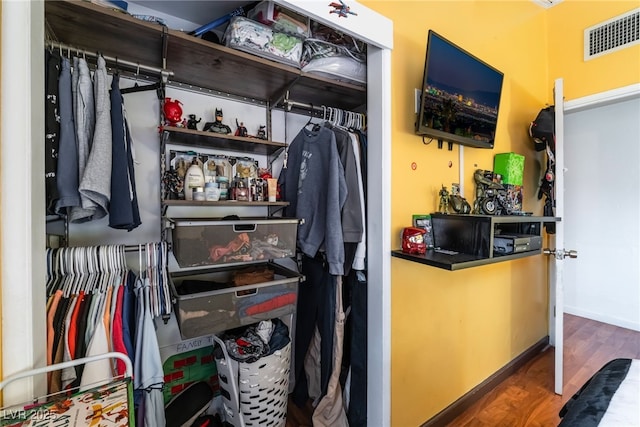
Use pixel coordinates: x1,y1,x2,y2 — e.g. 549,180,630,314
348,270,367,427
292,254,336,407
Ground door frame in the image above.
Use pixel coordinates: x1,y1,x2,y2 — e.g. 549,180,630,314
3,1,395,421
550,80,640,395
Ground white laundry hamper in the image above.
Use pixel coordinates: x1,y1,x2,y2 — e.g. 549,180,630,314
213,334,291,427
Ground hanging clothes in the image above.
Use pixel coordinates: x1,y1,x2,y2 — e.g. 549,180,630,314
349,132,367,271
109,73,141,231
55,55,81,215
312,275,348,427
347,270,367,427
69,57,96,223
291,254,336,408
80,289,112,390
329,124,363,276
134,276,166,427
78,54,112,220
45,49,61,215
279,124,347,276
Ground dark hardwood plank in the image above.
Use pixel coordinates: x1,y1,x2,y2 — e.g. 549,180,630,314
282,314,639,426
444,314,640,427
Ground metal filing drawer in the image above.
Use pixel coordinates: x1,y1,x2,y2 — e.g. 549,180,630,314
170,262,300,339
169,217,298,268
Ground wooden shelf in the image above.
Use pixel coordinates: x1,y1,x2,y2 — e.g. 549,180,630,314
45,0,367,111
163,200,288,207
163,126,286,157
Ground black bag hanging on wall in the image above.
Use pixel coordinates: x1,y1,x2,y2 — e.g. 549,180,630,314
530,106,556,234
530,106,555,152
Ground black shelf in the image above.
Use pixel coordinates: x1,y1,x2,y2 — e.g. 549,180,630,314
392,214,561,270
392,248,543,271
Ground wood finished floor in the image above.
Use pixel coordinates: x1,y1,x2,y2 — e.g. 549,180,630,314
446,314,640,427
284,314,640,427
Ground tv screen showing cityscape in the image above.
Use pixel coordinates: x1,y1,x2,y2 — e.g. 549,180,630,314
416,31,504,149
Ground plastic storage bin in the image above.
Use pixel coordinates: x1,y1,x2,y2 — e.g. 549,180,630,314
247,1,310,37
213,334,291,427
224,16,304,68
169,217,298,268
170,262,300,339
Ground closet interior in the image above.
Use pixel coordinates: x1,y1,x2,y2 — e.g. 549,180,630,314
39,1,375,425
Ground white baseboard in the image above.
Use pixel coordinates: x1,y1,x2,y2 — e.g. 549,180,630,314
565,305,640,332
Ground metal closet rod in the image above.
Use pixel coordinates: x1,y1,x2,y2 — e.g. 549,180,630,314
283,99,365,117
49,243,168,253
46,40,174,78
284,99,325,113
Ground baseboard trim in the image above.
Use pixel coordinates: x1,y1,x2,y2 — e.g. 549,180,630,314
564,306,640,332
421,336,550,427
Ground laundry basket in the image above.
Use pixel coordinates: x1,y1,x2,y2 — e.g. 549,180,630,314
213,334,290,427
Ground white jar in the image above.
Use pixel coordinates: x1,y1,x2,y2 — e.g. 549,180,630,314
192,186,205,201
204,182,221,201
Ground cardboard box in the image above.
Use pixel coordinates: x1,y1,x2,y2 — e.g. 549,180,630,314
494,152,524,186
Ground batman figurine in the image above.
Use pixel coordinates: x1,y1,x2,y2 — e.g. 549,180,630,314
203,108,232,134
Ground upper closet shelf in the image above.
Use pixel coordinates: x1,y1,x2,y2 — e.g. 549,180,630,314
163,126,286,157
45,0,367,111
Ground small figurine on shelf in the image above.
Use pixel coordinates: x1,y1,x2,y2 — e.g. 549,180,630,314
401,227,427,255
162,166,184,200
163,98,183,127
186,114,201,130
256,125,267,140
449,183,472,214
203,108,232,134
235,119,248,137
438,185,450,214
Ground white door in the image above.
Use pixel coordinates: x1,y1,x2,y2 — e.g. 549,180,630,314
547,78,578,395
550,78,566,395
548,80,639,395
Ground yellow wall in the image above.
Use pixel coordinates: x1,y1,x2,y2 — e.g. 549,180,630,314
548,0,640,101
362,1,639,425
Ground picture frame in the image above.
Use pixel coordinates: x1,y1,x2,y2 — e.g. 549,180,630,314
412,214,434,248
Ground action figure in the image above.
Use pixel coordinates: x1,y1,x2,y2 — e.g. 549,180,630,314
203,108,232,134
163,98,183,127
186,114,201,130
256,125,267,140
235,119,248,137
438,185,450,214
329,0,357,17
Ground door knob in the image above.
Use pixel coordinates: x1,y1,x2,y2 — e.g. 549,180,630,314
543,248,578,259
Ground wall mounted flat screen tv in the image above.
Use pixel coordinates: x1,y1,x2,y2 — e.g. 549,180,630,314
416,31,504,149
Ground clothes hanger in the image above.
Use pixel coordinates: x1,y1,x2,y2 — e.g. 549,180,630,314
304,104,316,128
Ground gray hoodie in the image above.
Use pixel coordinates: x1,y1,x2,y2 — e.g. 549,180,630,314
280,124,347,275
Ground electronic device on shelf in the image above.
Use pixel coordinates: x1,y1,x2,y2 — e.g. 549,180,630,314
493,234,542,255
415,30,504,149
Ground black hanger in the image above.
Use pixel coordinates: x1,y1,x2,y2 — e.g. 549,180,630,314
304,104,322,131
304,104,315,127
120,81,162,95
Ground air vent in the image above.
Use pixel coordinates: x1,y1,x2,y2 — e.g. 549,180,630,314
584,8,640,61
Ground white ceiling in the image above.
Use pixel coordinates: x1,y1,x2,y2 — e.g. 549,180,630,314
531,0,564,9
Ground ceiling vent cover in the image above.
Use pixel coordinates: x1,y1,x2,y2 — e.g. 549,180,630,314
584,8,640,61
